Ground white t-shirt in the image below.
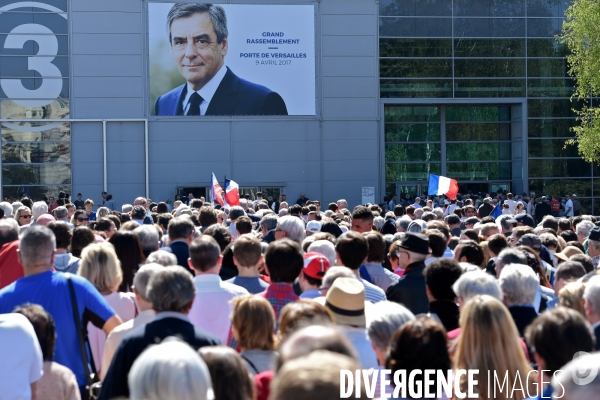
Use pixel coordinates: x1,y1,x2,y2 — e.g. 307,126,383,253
565,199,574,217
504,199,517,214
0,313,44,400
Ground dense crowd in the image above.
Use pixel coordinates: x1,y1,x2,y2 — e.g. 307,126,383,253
0,191,599,400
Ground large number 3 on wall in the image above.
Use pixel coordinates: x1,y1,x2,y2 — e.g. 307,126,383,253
0,23,63,108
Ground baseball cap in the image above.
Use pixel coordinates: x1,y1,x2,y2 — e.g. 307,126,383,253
515,214,535,228
302,252,331,280
589,227,600,242
517,233,541,251
306,220,321,233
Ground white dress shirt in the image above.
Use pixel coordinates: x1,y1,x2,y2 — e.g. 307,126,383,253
182,64,228,115
100,309,155,379
188,274,249,344
339,326,378,369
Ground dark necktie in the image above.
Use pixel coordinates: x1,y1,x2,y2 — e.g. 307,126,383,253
186,92,203,116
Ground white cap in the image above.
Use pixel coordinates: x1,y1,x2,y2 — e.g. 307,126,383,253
306,220,321,233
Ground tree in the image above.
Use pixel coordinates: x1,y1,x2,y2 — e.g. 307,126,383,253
562,0,600,162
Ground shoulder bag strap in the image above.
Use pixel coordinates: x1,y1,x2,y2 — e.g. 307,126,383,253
66,274,96,385
240,354,260,374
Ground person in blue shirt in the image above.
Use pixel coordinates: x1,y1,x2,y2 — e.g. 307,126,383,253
0,226,121,394
83,198,97,221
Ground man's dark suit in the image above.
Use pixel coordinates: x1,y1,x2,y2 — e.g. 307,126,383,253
154,67,288,116
163,241,193,275
386,262,429,315
535,201,552,224
595,324,600,351
98,316,220,400
508,305,538,337
262,229,276,244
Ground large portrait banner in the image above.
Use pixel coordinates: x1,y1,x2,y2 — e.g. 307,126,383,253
149,3,316,116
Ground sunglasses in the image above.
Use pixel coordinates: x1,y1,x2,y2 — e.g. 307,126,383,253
77,217,89,222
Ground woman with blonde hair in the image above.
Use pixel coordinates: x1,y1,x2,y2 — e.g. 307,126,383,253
77,242,137,375
558,281,586,316
278,299,333,340
15,205,32,227
230,294,277,375
454,295,535,400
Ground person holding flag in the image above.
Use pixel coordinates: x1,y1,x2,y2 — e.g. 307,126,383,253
428,174,459,201
224,178,240,207
211,172,224,206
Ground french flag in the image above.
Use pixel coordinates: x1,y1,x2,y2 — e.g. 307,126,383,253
224,177,240,206
211,172,224,206
428,174,459,200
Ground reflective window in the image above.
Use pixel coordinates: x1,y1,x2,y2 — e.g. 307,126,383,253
447,142,511,161
528,99,580,118
529,179,592,197
386,163,442,181
380,59,452,78
454,59,525,78
454,0,525,16
446,123,510,141
527,39,570,57
526,0,570,18
454,38,525,58
528,139,578,158
2,143,70,163
379,17,453,37
385,143,442,162
454,79,526,97
527,59,569,78
527,79,574,97
454,18,525,37
379,0,453,17
446,106,510,122
380,39,453,58
385,123,441,142
527,18,564,37
2,185,72,202
528,159,591,178
0,3,70,200
2,164,71,185
380,79,453,98
528,119,577,138
384,106,440,122
446,162,512,180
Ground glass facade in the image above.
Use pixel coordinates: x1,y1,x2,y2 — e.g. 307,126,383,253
381,0,594,213
0,1,70,201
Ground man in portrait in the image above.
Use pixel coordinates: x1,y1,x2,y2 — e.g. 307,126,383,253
154,3,288,116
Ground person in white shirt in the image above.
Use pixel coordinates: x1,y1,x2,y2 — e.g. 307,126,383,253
101,264,163,380
583,276,600,349
504,192,517,214
187,235,248,344
564,194,574,217
0,313,44,400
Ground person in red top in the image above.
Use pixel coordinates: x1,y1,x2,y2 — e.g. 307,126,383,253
550,195,561,217
47,197,58,214
0,220,23,289
258,239,303,324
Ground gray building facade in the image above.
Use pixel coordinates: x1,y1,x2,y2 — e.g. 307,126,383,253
1,0,591,212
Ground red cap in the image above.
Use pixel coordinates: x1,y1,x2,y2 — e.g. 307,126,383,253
302,252,330,280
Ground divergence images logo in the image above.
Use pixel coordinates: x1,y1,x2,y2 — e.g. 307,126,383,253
572,351,598,386
0,1,68,108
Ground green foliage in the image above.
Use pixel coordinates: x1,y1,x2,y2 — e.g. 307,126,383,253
562,0,600,162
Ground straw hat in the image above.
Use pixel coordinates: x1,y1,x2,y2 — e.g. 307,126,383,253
316,277,368,327
553,246,584,262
